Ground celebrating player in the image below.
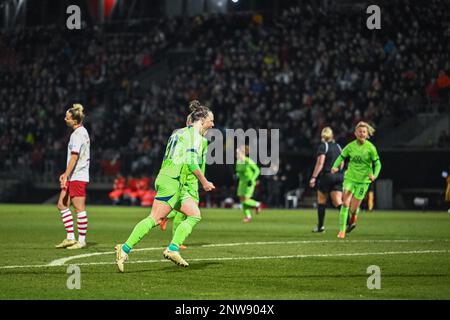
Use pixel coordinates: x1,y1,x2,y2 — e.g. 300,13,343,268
236,145,262,223
55,104,90,250
159,112,210,251
309,127,344,233
331,121,382,239
115,101,215,272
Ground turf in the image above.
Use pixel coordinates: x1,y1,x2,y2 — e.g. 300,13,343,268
0,204,449,300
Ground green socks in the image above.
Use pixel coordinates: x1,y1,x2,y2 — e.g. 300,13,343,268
124,216,157,252
243,199,259,207
166,211,177,219
172,212,187,234
170,216,201,248
339,206,349,232
243,204,252,218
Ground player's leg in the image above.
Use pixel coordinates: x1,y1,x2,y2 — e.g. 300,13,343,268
159,210,177,231
55,187,76,248
338,181,353,238
164,198,201,267
67,196,88,249
116,175,178,272
367,190,374,211
313,190,328,233
65,181,89,249
240,196,253,222
346,183,369,233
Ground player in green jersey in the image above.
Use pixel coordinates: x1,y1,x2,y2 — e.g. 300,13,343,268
115,101,215,272
159,113,209,251
236,145,262,222
331,121,381,239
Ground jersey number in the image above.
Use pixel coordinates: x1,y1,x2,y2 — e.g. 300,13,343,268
164,135,179,160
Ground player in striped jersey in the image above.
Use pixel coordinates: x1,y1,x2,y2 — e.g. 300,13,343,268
55,104,90,250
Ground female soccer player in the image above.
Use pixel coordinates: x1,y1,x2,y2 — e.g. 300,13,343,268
115,101,215,271
236,145,262,223
309,127,344,233
55,104,90,250
331,121,381,239
159,112,210,251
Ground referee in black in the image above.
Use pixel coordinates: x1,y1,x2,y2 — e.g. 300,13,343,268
309,127,344,233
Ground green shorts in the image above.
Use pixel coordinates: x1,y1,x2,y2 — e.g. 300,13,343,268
154,174,181,208
174,184,199,210
237,180,256,198
343,180,371,201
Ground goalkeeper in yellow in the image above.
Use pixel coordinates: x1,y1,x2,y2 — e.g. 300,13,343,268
331,122,381,239
236,145,262,222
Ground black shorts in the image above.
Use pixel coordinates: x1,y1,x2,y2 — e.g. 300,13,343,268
317,172,343,193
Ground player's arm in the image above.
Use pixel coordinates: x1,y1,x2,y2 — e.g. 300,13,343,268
332,145,348,173
250,162,260,181
60,153,79,188
309,154,325,187
185,141,214,191
369,147,381,182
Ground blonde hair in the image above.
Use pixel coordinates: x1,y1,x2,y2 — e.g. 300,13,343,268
68,104,85,124
321,127,334,142
355,121,375,137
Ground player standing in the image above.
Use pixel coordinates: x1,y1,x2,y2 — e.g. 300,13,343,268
331,122,381,239
309,127,344,233
115,101,215,271
55,104,90,249
236,145,262,223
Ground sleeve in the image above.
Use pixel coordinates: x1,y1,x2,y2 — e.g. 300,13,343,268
69,134,82,154
185,135,200,173
371,145,382,178
332,144,348,169
316,143,326,156
249,161,260,181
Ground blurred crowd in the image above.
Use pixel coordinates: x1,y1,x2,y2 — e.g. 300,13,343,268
1,0,449,206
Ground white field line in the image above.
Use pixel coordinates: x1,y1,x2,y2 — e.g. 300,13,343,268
0,239,447,270
0,249,449,270
47,239,448,266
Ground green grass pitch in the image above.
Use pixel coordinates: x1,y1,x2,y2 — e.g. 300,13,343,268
0,204,449,299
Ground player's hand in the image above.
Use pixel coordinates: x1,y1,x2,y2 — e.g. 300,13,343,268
202,181,215,192
331,167,338,174
309,178,316,188
369,174,376,182
59,174,67,189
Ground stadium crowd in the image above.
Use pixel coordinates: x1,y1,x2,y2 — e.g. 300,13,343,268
1,0,449,205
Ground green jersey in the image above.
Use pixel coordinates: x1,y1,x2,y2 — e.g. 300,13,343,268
181,136,208,188
332,139,381,184
236,156,260,182
159,126,203,179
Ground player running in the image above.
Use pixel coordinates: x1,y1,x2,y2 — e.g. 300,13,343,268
55,104,90,250
309,127,344,233
115,101,215,271
331,121,381,239
159,113,210,251
236,145,262,223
